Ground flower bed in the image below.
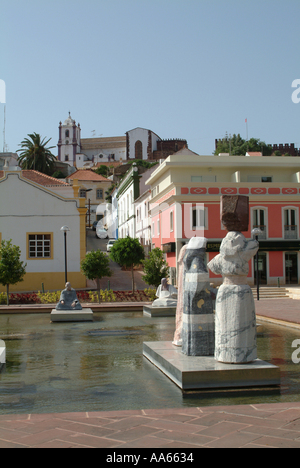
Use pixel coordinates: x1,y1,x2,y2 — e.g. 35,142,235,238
0,289,156,305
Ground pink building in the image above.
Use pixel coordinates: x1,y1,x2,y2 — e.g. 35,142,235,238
147,150,300,286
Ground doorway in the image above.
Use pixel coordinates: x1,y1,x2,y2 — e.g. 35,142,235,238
285,252,298,284
254,252,267,285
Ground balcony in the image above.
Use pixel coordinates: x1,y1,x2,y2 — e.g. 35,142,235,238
284,225,298,240
252,225,266,240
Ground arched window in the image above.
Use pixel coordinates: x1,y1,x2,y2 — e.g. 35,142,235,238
135,140,143,159
65,130,69,138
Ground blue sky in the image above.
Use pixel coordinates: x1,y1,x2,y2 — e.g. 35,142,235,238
1,0,300,156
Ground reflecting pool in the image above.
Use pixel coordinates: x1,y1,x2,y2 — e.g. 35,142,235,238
0,312,300,415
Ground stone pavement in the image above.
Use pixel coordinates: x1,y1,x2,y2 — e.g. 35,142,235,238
1,402,300,448
1,297,300,448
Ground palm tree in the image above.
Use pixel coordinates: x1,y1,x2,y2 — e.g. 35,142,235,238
17,133,56,175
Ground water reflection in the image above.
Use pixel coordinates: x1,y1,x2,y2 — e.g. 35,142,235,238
0,313,300,414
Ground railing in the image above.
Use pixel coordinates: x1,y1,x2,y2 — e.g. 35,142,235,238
284,225,298,239
252,225,266,239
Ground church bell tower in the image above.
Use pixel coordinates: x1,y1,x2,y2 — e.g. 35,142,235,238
58,112,81,166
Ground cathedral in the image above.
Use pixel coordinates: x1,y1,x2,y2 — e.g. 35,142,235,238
57,113,188,169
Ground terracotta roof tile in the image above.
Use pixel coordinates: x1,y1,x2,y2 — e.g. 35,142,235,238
67,169,109,181
22,170,70,186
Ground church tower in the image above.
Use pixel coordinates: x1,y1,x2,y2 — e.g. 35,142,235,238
58,113,81,166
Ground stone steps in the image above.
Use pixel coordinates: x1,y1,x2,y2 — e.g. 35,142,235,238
251,287,289,299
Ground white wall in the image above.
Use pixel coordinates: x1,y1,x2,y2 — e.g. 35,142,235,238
0,173,82,275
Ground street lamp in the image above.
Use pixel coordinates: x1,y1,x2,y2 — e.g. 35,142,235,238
251,228,262,301
60,226,70,284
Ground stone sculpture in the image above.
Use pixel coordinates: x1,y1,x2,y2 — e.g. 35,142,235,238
172,244,188,346
207,195,259,364
56,282,82,310
181,237,214,356
152,278,178,308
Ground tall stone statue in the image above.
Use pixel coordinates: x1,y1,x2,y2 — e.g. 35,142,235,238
56,282,82,310
181,237,214,356
207,195,259,364
172,244,187,346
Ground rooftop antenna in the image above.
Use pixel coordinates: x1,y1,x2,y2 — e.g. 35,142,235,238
3,104,6,152
0,79,6,152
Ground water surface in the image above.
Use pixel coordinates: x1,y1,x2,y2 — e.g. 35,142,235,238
0,312,299,414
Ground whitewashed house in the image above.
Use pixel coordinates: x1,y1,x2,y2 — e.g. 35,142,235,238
0,169,87,292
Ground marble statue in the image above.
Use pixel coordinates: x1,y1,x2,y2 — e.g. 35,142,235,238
152,278,178,308
56,282,82,310
207,195,259,364
181,237,214,356
172,244,187,347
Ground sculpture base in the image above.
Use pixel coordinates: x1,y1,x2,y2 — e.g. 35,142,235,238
50,309,93,322
0,339,6,369
143,341,280,391
143,305,176,317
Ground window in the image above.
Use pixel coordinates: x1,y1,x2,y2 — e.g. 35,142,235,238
192,207,206,229
28,234,51,258
252,208,267,239
284,208,297,239
96,189,103,199
247,175,273,182
152,222,155,236
135,141,143,160
170,211,174,231
191,175,216,182
79,189,86,198
65,155,69,161
65,130,69,138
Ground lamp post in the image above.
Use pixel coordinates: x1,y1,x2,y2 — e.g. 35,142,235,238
251,228,262,301
60,226,70,284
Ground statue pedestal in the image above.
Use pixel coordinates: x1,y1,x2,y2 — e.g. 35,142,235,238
143,305,176,317
143,341,280,391
0,339,6,369
50,308,93,322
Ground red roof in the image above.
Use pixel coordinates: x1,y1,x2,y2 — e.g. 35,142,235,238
22,170,70,186
0,170,69,186
246,152,262,157
67,169,109,182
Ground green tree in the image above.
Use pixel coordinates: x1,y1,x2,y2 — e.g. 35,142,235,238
142,247,170,288
0,240,27,305
214,133,273,156
109,237,145,292
94,165,110,178
17,133,56,175
80,250,112,303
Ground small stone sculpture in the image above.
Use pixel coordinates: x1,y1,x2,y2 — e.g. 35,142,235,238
152,278,178,308
56,282,82,310
207,195,259,364
181,237,214,356
172,244,188,347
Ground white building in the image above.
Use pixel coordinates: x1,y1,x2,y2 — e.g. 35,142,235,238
0,152,18,170
57,114,187,169
117,164,158,242
0,169,86,292
134,165,158,252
